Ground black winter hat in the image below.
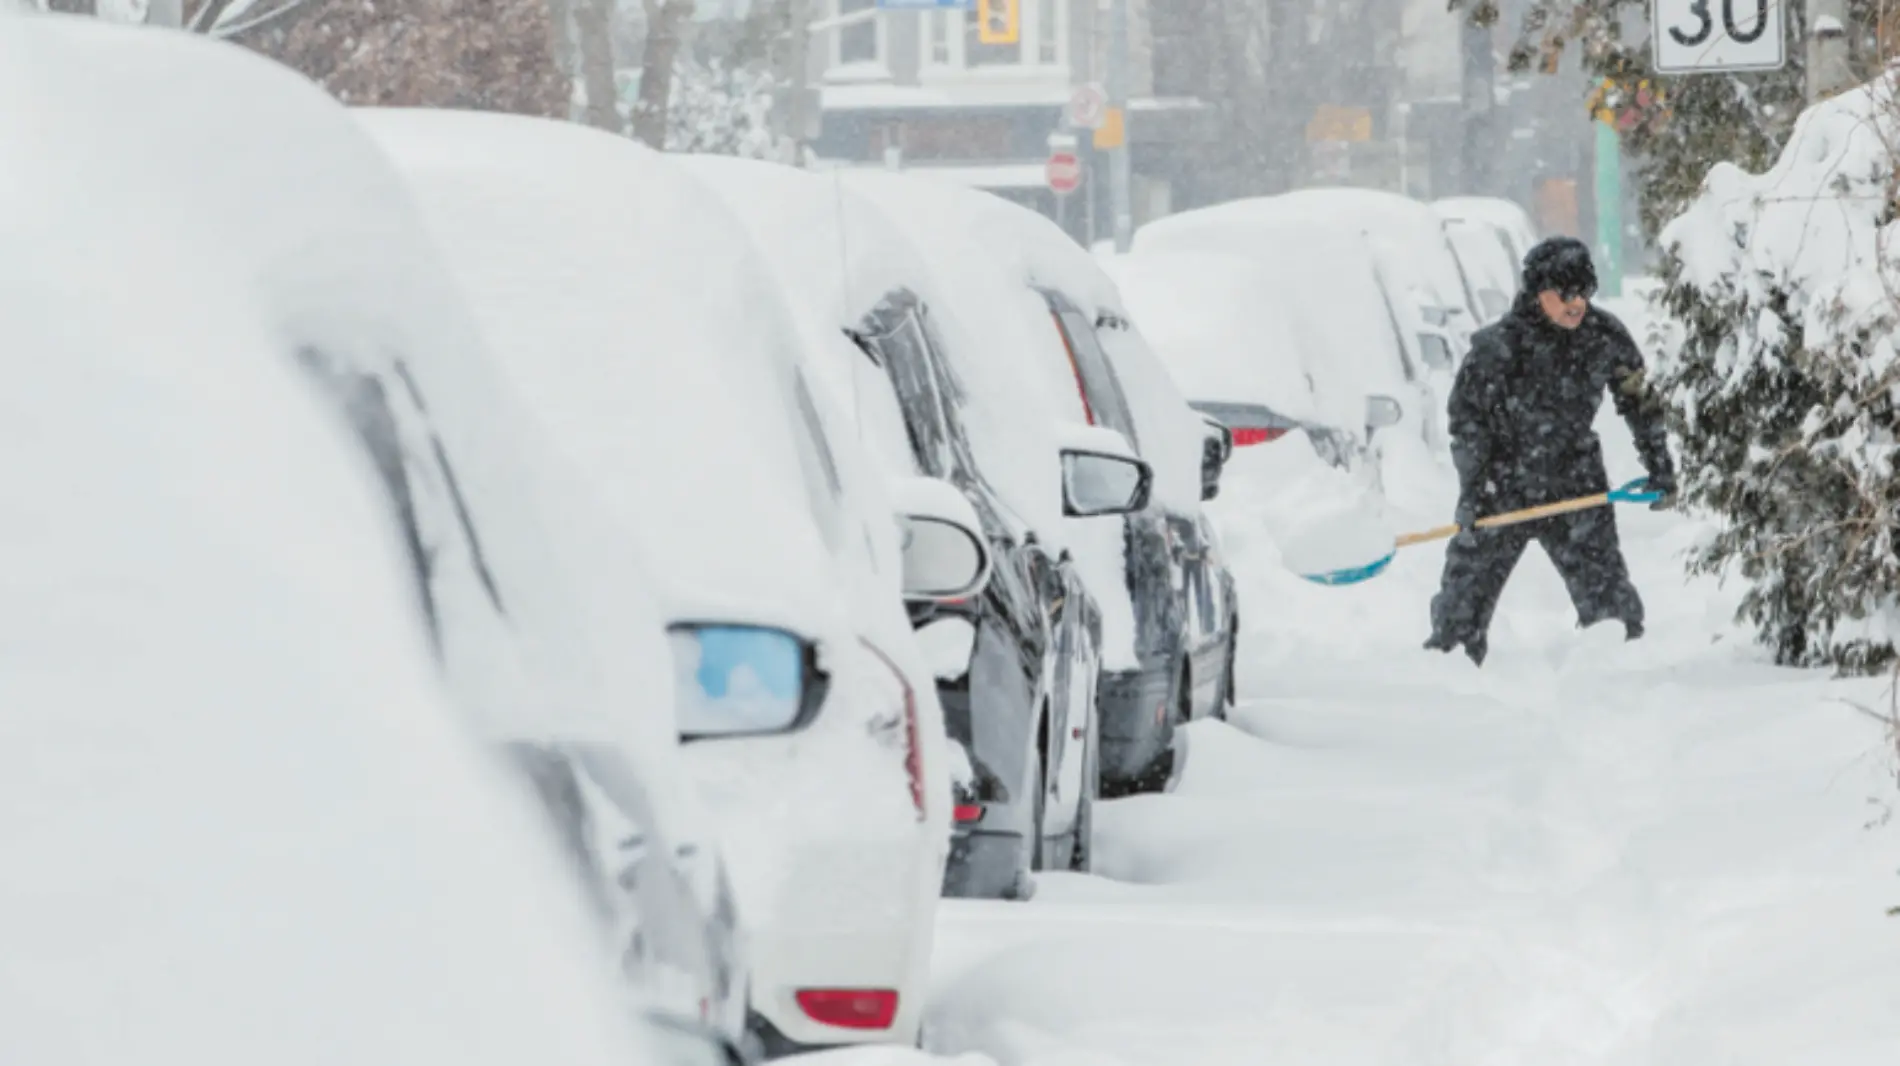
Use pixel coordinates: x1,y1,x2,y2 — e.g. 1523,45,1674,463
1520,236,1597,297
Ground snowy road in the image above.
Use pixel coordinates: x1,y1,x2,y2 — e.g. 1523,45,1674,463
796,297,1900,1066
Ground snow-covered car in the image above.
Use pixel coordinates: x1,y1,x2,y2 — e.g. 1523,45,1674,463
1105,246,1407,472
357,109,974,1056
871,179,1246,795
1434,195,1541,269
1441,215,1521,323
1132,204,1449,457
1273,187,1484,346
5,16,750,1061
0,111,676,1066
676,154,1127,898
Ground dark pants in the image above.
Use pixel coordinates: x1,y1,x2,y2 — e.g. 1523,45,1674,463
1428,505,1643,663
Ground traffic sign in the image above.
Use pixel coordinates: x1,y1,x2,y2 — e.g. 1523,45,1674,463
1092,106,1125,150
1066,84,1108,130
1045,151,1083,196
977,0,1020,44
1652,0,1786,74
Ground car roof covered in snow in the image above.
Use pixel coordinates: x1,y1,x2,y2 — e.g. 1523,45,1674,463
0,177,648,1066
0,17,700,823
0,16,678,745
355,108,913,659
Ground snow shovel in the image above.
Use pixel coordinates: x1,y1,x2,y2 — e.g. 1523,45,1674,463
1298,478,1666,587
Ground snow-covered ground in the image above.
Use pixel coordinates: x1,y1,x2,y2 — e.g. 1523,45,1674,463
795,292,1900,1065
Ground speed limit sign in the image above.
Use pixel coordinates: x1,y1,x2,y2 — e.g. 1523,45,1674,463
1652,0,1786,73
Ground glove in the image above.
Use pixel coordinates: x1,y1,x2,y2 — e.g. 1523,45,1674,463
1643,469,1679,511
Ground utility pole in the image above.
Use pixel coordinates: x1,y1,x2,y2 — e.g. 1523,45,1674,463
1108,0,1132,253
1805,0,1853,103
1458,11,1495,195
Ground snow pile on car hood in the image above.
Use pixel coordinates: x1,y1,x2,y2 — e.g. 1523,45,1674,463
0,212,644,1066
1103,248,1322,426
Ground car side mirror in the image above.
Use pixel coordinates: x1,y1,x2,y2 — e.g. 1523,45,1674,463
1365,394,1403,432
1057,425,1152,517
668,624,822,741
1199,415,1232,500
1418,332,1454,371
890,476,993,603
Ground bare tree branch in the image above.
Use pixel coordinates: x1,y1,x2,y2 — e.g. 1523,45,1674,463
211,0,318,38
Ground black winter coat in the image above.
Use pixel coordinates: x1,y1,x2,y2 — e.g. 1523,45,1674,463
1448,292,1674,512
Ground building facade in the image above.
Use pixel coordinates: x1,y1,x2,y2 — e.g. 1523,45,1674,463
803,0,1217,244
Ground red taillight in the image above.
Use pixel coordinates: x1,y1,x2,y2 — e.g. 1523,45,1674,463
796,988,899,1030
953,803,984,823
1232,426,1290,446
861,640,926,822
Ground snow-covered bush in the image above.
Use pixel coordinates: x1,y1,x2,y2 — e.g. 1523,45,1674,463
1654,72,1900,672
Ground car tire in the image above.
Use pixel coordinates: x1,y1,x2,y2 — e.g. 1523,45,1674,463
1068,717,1095,872
1124,665,1189,796
1027,721,1047,874
1212,633,1237,722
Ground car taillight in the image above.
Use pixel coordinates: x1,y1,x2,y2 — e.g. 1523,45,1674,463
1232,426,1290,446
953,803,984,824
860,640,926,822
796,988,899,1030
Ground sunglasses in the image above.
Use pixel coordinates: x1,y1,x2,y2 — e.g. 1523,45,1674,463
1557,284,1595,303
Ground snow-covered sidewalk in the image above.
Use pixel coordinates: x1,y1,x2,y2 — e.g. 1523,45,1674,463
853,296,1900,1066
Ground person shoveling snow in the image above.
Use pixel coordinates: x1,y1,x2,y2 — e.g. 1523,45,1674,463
1424,238,1677,666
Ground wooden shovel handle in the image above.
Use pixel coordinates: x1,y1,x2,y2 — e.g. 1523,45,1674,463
1394,491,1614,549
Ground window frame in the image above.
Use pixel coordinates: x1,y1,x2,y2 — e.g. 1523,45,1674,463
919,0,1068,73
827,0,889,71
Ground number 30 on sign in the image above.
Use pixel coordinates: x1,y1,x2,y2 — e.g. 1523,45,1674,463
1652,0,1786,73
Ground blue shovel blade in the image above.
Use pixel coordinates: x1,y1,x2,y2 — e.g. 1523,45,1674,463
1608,477,1662,504
1300,550,1396,586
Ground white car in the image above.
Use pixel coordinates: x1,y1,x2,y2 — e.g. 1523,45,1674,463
4,15,750,1058
1132,203,1450,457
357,108,983,1056
1105,246,1405,469
858,176,1243,792
1272,186,1485,345
0,136,665,1066
1434,195,1542,268
1441,216,1522,323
